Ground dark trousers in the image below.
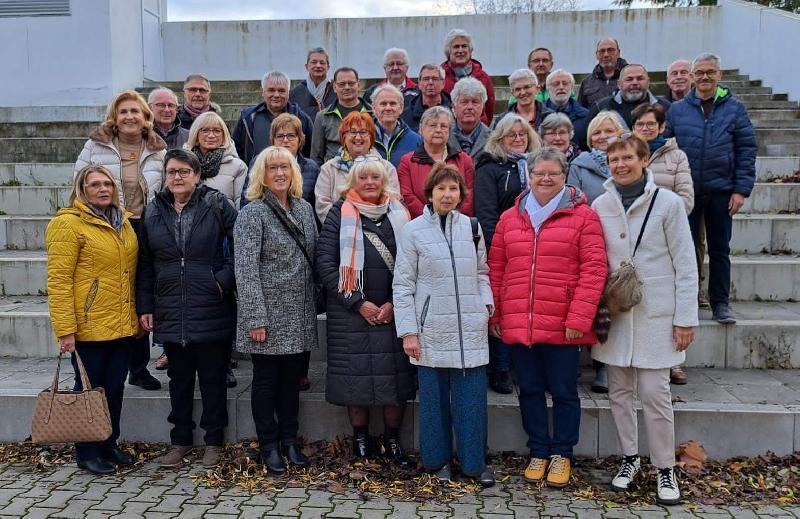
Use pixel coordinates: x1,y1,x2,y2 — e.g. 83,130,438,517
417,366,487,476
489,335,512,374
71,338,132,461
164,341,229,446
300,350,311,378
511,344,581,459
128,218,151,377
251,352,305,450
689,191,732,306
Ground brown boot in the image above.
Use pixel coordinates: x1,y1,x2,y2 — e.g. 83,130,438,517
158,445,192,468
202,446,222,468
670,367,688,385
155,353,169,371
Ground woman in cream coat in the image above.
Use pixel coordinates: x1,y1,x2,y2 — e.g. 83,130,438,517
591,133,697,506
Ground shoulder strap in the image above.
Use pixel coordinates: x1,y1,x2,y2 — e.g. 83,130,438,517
268,204,314,270
469,217,480,252
632,188,659,258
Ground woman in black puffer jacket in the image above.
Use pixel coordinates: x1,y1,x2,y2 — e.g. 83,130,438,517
316,157,414,465
136,149,237,469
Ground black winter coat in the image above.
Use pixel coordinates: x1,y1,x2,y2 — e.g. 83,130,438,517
136,185,237,345
474,151,526,249
316,201,416,407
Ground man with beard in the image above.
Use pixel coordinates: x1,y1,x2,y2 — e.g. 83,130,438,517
664,59,694,102
543,69,589,148
577,38,628,108
586,64,671,135
401,64,453,132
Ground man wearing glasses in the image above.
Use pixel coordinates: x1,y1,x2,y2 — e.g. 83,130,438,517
401,64,452,132
177,73,218,130
543,69,589,148
666,52,757,324
232,70,314,166
528,48,554,102
577,38,628,108
310,67,371,165
364,48,417,102
148,87,189,151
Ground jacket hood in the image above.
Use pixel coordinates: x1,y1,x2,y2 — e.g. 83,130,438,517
572,151,609,179
515,184,587,215
648,137,678,163
89,122,167,152
591,57,628,80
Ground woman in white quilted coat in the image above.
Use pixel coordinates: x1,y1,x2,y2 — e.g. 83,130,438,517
591,133,698,506
393,162,495,487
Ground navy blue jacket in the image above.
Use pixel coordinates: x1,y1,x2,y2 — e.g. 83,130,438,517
400,90,453,132
666,86,757,196
544,97,591,148
232,101,314,166
374,119,423,167
240,153,319,211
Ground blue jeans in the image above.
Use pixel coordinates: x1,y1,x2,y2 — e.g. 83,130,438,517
71,338,133,461
489,335,512,374
510,344,581,459
417,366,487,476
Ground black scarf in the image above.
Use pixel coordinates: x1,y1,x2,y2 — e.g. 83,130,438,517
193,146,225,179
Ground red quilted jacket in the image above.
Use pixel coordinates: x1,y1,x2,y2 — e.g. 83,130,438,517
397,145,475,218
487,186,608,346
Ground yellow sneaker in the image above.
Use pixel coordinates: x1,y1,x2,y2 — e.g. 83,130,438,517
545,455,571,488
523,457,548,483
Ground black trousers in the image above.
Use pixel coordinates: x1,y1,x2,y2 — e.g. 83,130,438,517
71,338,132,461
128,218,151,377
164,341,229,446
251,352,305,450
688,191,732,306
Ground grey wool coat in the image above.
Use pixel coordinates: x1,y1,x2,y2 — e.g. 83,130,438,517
233,191,319,355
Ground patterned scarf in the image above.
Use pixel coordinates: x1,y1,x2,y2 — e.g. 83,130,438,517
181,103,210,119
589,148,610,177
452,62,473,80
193,146,225,179
338,190,410,297
88,203,123,232
306,76,328,105
508,150,528,189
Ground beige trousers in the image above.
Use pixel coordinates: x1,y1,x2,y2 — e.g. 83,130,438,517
607,366,675,469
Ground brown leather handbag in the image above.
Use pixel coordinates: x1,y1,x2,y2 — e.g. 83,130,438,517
31,351,112,444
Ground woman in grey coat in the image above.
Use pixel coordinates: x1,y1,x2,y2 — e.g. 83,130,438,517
393,163,496,487
234,146,318,474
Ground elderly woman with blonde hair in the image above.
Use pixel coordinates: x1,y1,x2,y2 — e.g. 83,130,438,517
185,111,248,208
316,157,414,464
234,146,318,474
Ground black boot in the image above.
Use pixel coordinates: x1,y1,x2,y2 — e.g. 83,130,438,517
353,430,370,459
226,367,237,388
260,447,286,474
77,457,116,475
128,370,161,390
384,436,412,470
490,370,514,394
285,444,308,468
102,445,134,466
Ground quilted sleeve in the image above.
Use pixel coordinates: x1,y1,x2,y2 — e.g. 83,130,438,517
45,216,81,339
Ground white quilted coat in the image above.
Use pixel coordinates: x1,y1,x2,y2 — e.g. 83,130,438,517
193,144,248,209
73,124,166,208
590,171,699,369
393,206,494,369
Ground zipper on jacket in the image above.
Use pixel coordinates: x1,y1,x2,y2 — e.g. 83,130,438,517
83,278,99,323
528,233,538,346
419,294,431,334
443,216,467,374
504,171,510,191
180,257,186,347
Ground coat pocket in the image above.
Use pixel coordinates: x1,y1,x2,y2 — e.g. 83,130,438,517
642,275,676,319
83,278,99,323
419,294,431,333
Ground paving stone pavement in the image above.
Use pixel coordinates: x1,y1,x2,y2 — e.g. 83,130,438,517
1,461,798,518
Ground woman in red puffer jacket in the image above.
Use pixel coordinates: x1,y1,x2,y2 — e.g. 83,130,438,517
487,147,607,488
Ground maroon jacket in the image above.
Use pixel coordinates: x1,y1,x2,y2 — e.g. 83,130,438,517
441,59,495,126
397,145,474,218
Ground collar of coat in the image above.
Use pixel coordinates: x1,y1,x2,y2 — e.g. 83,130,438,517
89,122,167,152
601,169,659,213
321,99,371,118
613,89,658,106
591,57,629,80
648,137,678,163
57,199,133,229
514,184,587,220
411,143,461,164
686,85,731,106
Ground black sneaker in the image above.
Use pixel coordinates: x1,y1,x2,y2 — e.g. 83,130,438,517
712,303,736,324
490,371,514,394
128,371,161,390
226,368,237,388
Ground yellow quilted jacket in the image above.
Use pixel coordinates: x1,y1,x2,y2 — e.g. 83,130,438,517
45,200,139,342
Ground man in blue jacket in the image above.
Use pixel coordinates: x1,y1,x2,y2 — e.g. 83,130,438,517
232,70,314,166
666,53,758,324
544,69,590,148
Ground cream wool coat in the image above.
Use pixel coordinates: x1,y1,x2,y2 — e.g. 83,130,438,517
590,171,699,369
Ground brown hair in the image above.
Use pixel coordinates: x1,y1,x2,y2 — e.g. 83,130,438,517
103,90,154,135
338,111,376,150
631,102,666,126
606,132,651,162
423,162,468,206
270,113,306,150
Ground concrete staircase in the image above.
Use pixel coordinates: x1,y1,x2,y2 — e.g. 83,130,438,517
1,70,799,459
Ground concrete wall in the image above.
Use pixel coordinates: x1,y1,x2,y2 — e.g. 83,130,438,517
161,7,719,82
718,0,800,101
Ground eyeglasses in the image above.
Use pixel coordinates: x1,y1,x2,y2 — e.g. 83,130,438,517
199,128,223,135
425,122,450,130
531,172,563,179
633,121,659,129
353,155,382,164
165,168,194,178
512,84,536,94
85,181,115,190
151,102,177,110
505,131,528,140
606,132,633,145
267,164,292,173
543,129,570,138
693,69,719,78
347,130,370,138
185,87,210,94
274,132,298,141
419,76,443,83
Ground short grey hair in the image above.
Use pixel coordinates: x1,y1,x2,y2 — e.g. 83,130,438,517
692,52,721,71
451,77,487,105
443,28,473,59
668,59,692,74
545,68,575,89
539,112,574,138
419,105,454,130
384,47,410,65
147,87,178,104
528,146,568,176
370,83,404,107
306,47,329,63
419,63,445,80
183,73,210,89
261,70,290,89
484,114,541,162
508,68,538,87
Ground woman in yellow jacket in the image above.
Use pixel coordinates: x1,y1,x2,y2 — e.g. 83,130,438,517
46,164,140,476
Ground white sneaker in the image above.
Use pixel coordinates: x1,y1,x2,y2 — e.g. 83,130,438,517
610,455,640,491
656,467,682,505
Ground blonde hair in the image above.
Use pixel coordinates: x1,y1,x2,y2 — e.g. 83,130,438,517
586,110,626,149
103,90,154,135
341,158,396,199
70,165,120,207
484,114,541,162
186,112,234,151
245,146,304,201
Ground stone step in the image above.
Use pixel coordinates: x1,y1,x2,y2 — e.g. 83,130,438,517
748,109,800,122
0,355,797,459
762,143,800,156
755,128,800,143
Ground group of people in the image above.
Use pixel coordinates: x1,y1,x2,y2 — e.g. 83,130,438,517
45,29,758,508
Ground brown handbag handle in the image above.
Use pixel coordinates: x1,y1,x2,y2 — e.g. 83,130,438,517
45,352,95,424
